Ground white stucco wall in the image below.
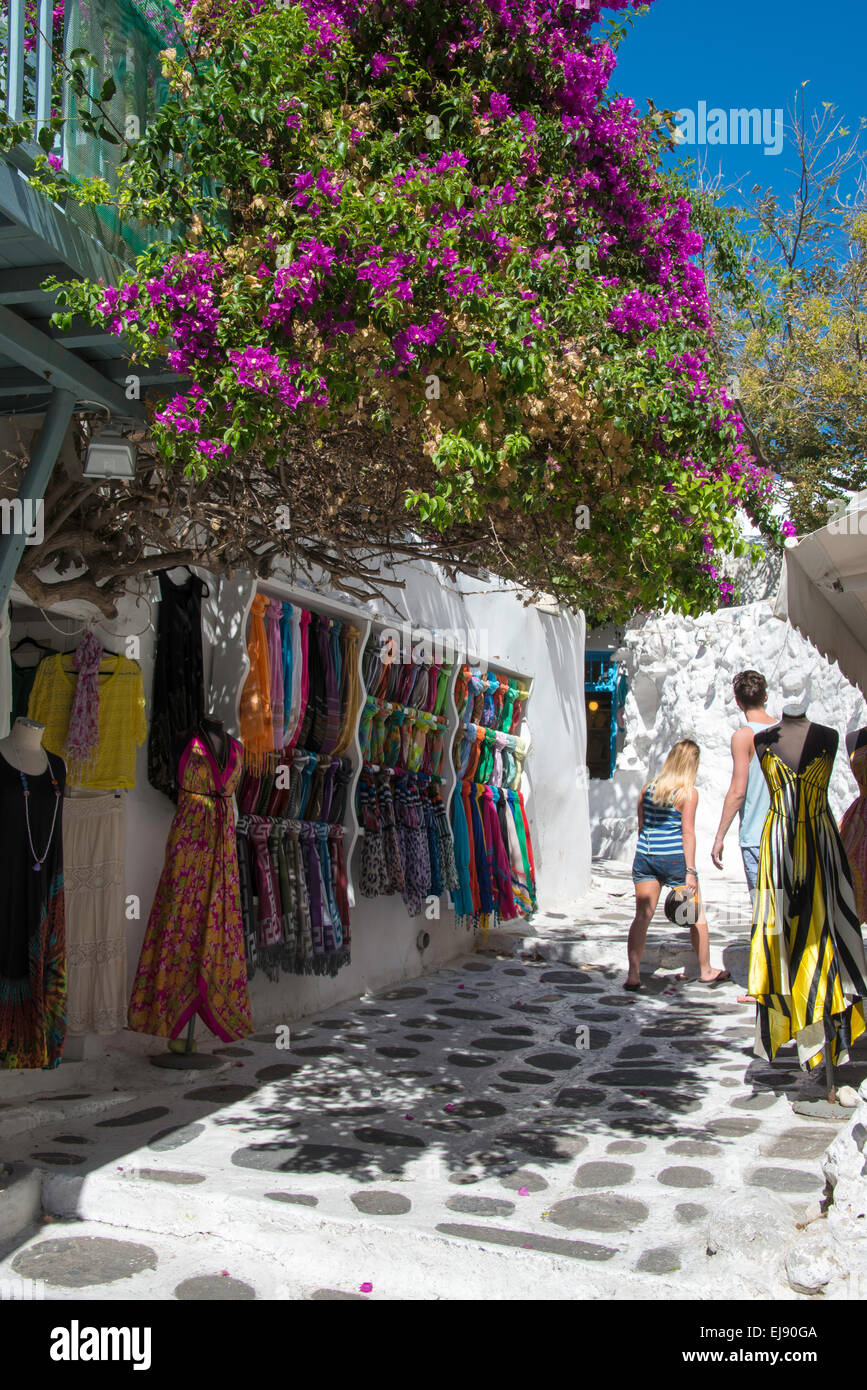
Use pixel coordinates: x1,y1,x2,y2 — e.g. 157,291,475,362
589,599,867,881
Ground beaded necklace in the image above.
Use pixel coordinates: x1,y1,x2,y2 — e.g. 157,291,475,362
19,765,62,872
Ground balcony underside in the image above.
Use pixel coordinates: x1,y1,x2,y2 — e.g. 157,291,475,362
0,151,181,420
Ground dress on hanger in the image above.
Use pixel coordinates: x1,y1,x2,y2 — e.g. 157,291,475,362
840,743,867,925
148,570,208,802
128,734,253,1042
0,749,67,1068
748,746,867,1068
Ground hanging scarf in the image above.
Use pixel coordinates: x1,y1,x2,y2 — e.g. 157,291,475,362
329,757,353,825
483,786,518,922
240,594,273,771
288,608,311,750
64,631,105,784
286,819,315,971
329,825,351,952
503,792,534,917
450,786,474,926
359,769,388,897
265,599,284,753
279,602,294,744
334,624,361,756
435,663,452,717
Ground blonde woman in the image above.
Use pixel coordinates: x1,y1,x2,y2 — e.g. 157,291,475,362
625,739,730,991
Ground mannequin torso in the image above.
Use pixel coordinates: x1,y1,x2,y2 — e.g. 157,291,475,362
0,718,50,776
754,713,838,774
174,716,229,775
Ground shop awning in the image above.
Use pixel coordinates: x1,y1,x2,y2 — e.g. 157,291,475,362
775,500,867,697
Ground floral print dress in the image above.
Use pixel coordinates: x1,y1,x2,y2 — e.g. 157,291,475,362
128,734,253,1042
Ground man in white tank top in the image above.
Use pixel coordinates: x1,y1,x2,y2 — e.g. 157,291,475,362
711,671,777,1001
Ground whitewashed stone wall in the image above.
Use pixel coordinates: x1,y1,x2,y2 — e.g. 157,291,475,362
589,599,867,872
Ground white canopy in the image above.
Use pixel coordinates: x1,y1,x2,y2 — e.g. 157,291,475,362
776,498,867,697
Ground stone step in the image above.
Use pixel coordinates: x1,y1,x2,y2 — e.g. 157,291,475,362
28,1168,787,1301
0,1163,42,1245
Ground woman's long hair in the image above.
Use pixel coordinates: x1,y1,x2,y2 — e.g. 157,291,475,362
649,739,700,808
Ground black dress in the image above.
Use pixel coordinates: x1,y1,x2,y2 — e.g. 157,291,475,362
11,655,43,720
148,570,208,802
0,749,67,1068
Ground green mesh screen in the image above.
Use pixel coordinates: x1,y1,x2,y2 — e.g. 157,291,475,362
62,0,182,261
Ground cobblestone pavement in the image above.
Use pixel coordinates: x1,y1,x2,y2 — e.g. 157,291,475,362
1,862,864,1300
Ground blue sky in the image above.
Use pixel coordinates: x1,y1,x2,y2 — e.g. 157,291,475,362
608,0,867,201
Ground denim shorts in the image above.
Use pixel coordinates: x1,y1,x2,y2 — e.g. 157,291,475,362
741,846,760,896
632,849,688,887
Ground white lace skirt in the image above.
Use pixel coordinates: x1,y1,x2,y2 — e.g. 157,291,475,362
62,793,127,1035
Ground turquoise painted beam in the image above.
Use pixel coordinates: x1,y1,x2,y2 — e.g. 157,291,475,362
0,303,146,418
0,387,76,611
0,264,76,303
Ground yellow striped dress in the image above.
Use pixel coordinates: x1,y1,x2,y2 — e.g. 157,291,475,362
748,747,867,1069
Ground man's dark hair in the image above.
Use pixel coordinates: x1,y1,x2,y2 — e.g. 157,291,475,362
733,670,767,709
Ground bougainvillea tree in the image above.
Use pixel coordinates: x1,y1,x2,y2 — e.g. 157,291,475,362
32,0,788,621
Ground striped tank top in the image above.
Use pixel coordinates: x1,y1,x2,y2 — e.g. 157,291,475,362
636,782,684,856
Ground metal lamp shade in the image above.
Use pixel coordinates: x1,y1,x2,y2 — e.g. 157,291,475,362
83,434,137,479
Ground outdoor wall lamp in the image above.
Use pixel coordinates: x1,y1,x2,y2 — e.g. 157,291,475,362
83,426,138,480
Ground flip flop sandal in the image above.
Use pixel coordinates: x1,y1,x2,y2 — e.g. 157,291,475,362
700,970,731,988
623,980,643,992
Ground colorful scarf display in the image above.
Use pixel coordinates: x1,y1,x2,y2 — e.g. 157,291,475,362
358,767,458,916
236,813,350,979
235,590,364,979
450,665,537,932
356,633,460,919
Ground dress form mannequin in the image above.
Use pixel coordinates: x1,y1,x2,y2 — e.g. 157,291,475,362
748,696,867,1099
0,717,50,776
753,702,838,774
174,714,229,772
0,716,66,1068
149,711,238,1070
